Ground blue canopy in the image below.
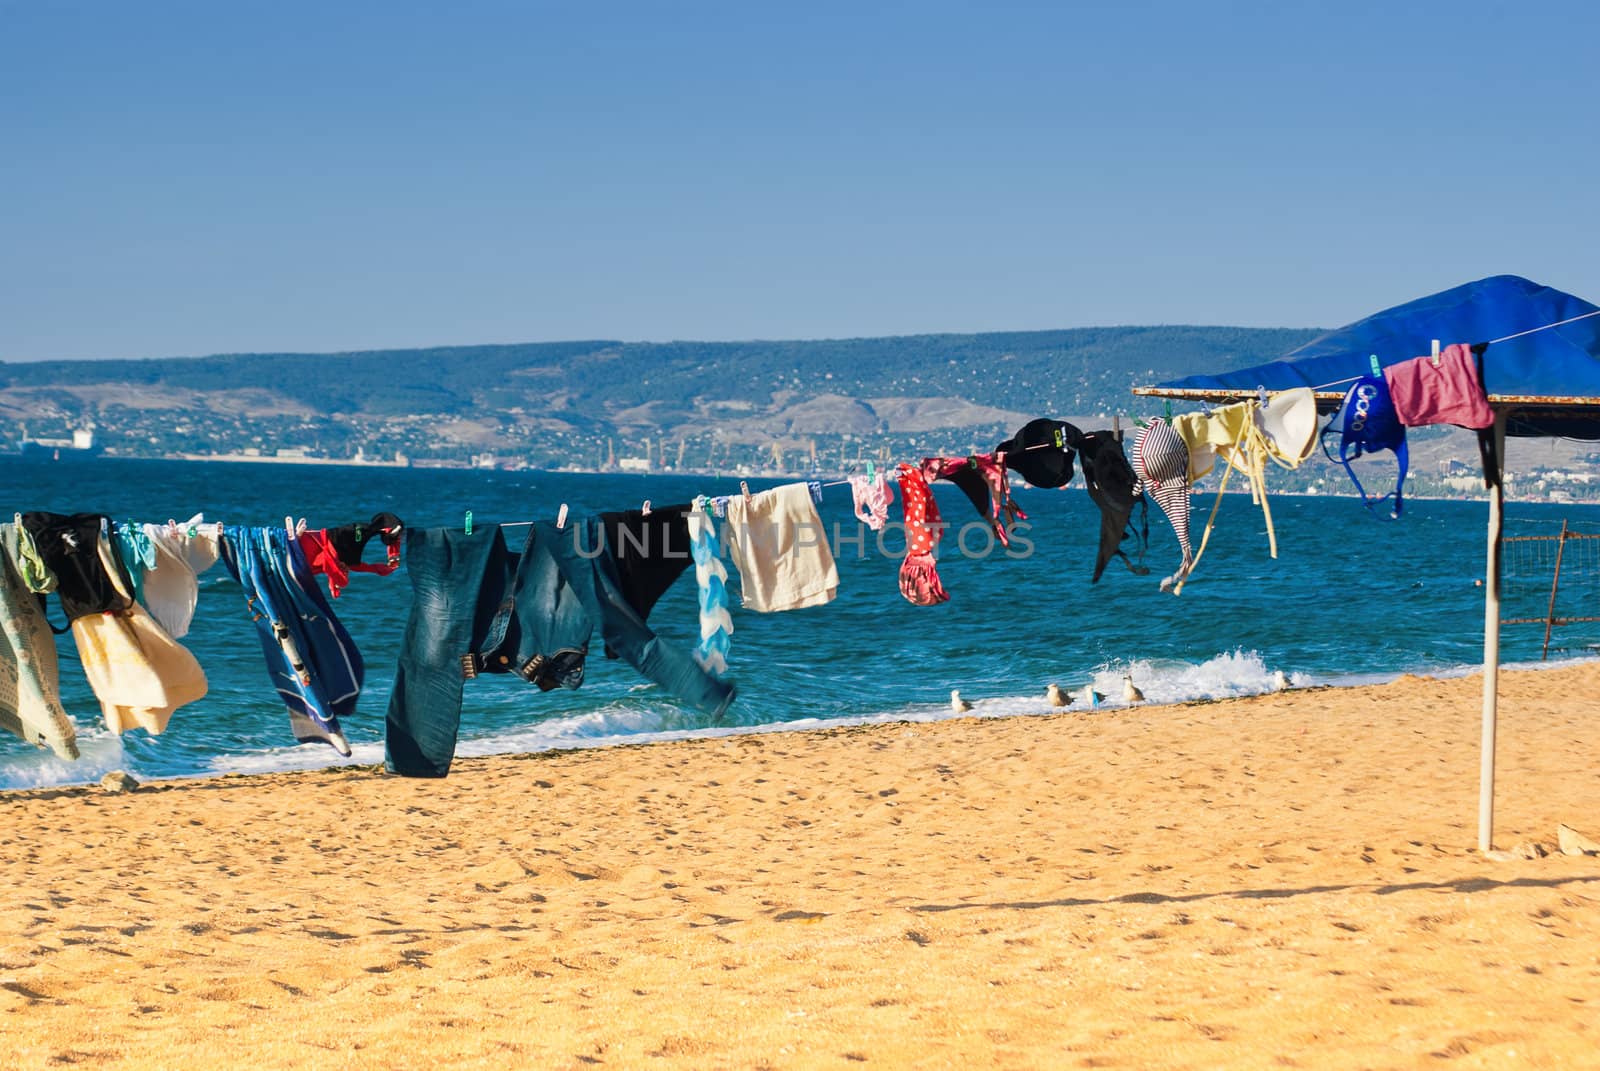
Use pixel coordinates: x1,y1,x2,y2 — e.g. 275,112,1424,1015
1137,275,1600,438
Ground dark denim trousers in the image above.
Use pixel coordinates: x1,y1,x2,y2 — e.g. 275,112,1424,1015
385,518,735,778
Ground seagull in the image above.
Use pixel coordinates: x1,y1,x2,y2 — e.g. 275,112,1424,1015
1081,685,1106,709
1046,683,1072,708
1272,669,1290,692
1122,674,1145,706
950,689,972,714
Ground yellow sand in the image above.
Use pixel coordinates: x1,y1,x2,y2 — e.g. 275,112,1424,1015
4,664,1599,1069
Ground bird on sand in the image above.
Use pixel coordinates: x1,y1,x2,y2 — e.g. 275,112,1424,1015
1122,674,1145,706
1081,685,1106,708
950,689,972,713
1272,669,1290,692
1046,683,1072,708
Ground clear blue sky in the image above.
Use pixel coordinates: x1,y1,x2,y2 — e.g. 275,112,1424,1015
3,0,1596,361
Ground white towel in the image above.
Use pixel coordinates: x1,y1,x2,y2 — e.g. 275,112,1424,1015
721,484,838,613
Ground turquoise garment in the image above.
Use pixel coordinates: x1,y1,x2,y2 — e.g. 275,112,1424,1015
114,522,158,609
689,507,733,678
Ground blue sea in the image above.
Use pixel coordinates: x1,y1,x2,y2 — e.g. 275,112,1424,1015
3,458,1598,790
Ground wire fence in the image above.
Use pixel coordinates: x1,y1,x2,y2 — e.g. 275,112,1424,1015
1501,520,1600,658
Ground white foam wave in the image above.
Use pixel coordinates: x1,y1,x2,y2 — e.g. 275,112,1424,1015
8,650,1597,792
0,731,130,791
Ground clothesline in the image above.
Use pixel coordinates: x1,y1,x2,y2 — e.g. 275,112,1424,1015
818,434,1085,488
486,435,1082,528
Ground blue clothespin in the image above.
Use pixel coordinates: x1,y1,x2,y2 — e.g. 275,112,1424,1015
1257,385,1269,408
464,510,473,535
807,480,823,504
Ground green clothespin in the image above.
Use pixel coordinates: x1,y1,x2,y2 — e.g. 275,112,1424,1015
1164,399,1173,421
1369,354,1381,376
866,459,876,482
464,510,473,535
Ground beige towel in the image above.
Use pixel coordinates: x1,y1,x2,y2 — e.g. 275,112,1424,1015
73,535,207,735
722,484,838,613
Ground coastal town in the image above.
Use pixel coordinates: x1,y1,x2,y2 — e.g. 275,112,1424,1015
9,403,1600,503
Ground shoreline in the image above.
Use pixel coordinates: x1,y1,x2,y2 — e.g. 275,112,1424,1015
9,654,1600,795
4,661,1599,1068
6,646,1593,790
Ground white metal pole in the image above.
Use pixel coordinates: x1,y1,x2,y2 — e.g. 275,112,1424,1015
1479,410,1508,852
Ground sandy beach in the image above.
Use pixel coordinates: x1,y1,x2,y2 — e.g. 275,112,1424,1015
4,664,1599,1069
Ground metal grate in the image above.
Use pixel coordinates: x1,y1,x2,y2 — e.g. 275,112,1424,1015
1501,521,1600,658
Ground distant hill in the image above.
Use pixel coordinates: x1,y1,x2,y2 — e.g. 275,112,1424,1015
0,325,1326,465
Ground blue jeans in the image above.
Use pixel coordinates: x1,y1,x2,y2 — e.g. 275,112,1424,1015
385,519,735,778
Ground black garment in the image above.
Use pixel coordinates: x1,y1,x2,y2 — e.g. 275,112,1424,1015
996,419,1078,488
938,467,994,526
599,504,694,621
327,511,405,569
1069,431,1150,583
19,511,130,621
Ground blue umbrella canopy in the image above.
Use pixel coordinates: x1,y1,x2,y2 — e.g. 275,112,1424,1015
1136,275,1600,437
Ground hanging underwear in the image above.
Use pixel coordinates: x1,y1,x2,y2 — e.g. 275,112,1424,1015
995,419,1078,488
1132,418,1194,592
919,453,1027,547
849,472,894,531
896,464,949,606
1384,343,1494,429
300,512,406,598
1070,432,1149,583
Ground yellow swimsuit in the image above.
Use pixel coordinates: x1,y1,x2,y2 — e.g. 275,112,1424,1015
1168,389,1317,593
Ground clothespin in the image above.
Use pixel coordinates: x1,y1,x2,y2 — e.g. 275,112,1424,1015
866,459,876,482
1369,354,1382,376
1431,339,1441,367
286,515,296,538
740,481,751,503
1164,399,1173,422
556,503,568,529
464,510,473,535
1052,427,1065,448
641,499,652,516
1257,385,1269,409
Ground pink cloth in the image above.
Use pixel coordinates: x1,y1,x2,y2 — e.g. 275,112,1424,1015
1384,343,1494,429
